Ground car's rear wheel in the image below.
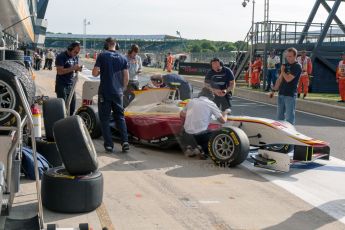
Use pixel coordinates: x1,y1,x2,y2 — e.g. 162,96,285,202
76,105,102,139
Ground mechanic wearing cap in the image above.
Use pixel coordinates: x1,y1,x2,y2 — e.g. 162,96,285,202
180,87,228,159
297,50,312,99
55,41,82,115
142,75,166,89
205,57,235,112
269,47,302,125
336,52,345,102
145,74,192,100
92,37,130,153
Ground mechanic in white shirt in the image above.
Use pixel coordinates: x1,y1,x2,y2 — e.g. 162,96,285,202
180,87,228,159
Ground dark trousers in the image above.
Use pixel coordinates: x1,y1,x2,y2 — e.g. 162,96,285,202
214,93,232,111
266,69,278,90
55,81,75,115
98,94,128,149
180,130,212,155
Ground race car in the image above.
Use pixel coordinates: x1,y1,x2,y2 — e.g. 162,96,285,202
76,80,330,172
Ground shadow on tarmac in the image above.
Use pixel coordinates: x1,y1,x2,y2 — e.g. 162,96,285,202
262,199,345,230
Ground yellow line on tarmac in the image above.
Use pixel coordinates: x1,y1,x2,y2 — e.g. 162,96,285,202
96,202,115,230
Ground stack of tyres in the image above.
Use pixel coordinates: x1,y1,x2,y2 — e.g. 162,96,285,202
41,116,103,213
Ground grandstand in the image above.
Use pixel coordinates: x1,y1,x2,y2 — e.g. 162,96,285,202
45,33,183,52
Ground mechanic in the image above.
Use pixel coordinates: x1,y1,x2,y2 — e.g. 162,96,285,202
269,47,302,125
126,44,142,90
205,57,235,112
336,52,345,102
265,50,280,92
92,37,130,153
166,52,174,72
250,55,262,89
297,50,312,99
141,75,167,90
180,87,228,159
55,41,82,115
146,74,192,100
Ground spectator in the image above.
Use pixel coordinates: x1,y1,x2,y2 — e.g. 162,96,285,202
92,37,130,153
269,47,302,125
205,57,235,112
265,50,280,91
55,41,82,115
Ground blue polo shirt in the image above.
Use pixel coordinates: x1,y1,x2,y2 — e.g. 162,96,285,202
205,66,234,90
279,62,302,97
94,50,128,96
55,51,79,85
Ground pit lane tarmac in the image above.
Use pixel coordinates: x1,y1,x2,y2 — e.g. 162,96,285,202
16,67,345,230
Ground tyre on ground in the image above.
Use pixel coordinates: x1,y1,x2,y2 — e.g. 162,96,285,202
76,105,102,139
208,127,250,167
41,166,103,213
43,98,66,141
53,115,98,175
0,61,35,126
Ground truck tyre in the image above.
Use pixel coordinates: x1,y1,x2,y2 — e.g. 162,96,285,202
0,61,35,126
5,50,24,62
76,105,102,139
208,127,250,167
43,98,66,141
53,116,98,175
36,138,63,167
41,166,103,213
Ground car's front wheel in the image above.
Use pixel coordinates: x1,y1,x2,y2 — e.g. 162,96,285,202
208,127,250,167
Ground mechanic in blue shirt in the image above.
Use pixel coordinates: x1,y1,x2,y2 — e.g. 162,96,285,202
92,37,130,153
270,47,302,125
55,41,82,115
205,57,235,112
148,73,192,100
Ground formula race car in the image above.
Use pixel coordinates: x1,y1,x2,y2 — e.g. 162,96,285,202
76,80,330,172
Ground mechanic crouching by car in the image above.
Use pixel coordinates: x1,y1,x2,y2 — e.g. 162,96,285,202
180,88,228,159
144,73,192,100
92,37,130,153
205,57,235,112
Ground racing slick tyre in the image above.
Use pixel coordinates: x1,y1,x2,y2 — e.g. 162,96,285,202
36,138,63,167
0,61,35,126
76,105,102,139
41,166,103,213
43,98,66,141
53,116,98,175
208,127,250,167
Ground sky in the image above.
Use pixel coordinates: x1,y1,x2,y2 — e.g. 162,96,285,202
45,0,345,42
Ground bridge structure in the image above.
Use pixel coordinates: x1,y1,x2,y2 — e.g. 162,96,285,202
232,0,345,93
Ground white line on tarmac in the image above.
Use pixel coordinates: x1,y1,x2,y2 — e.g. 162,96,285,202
242,156,345,225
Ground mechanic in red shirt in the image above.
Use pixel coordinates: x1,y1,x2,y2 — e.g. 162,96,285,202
336,52,345,102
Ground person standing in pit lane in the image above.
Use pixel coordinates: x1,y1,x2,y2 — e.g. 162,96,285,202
92,37,130,153
55,41,82,115
204,57,235,112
